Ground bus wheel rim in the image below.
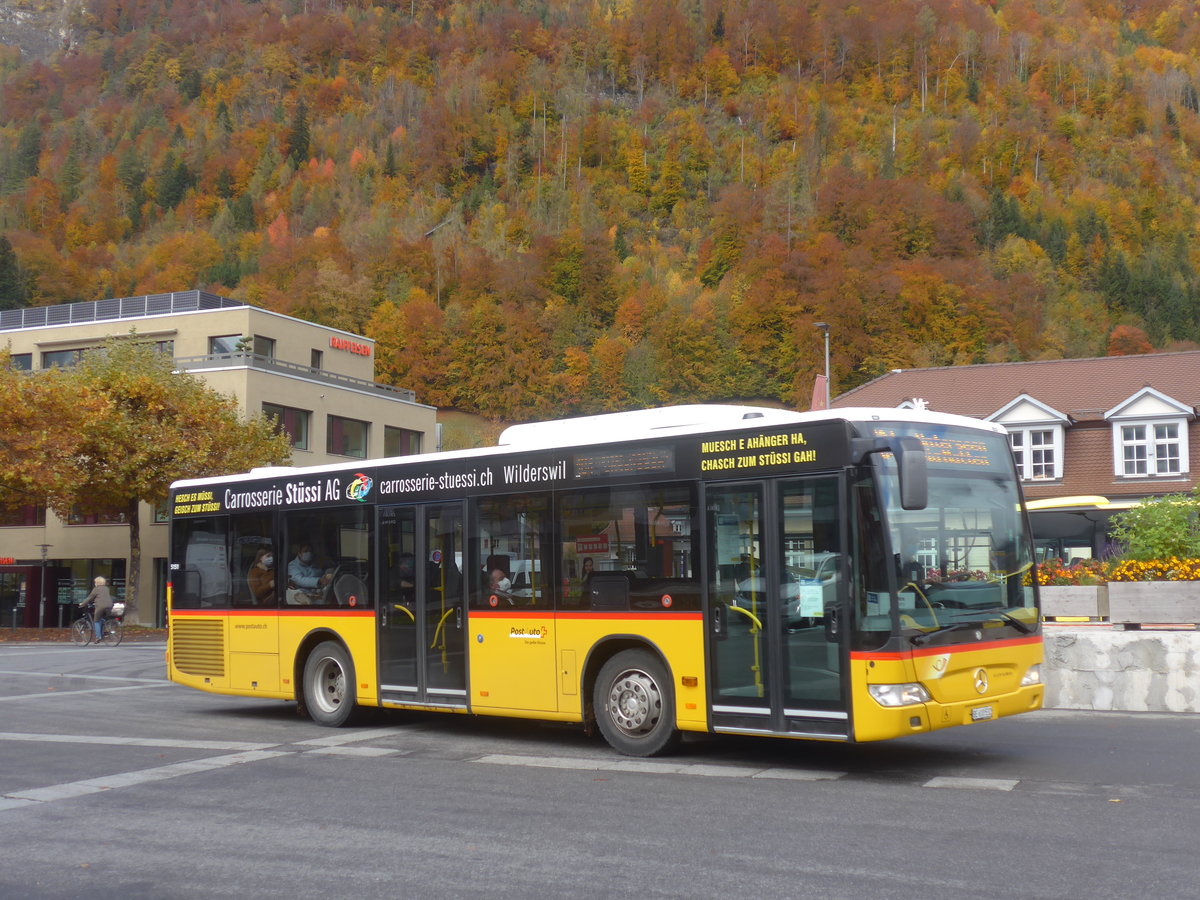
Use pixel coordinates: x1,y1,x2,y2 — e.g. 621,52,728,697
313,657,345,713
607,669,661,737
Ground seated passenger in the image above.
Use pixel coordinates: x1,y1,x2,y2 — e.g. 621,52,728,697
247,548,276,604
490,567,511,594
288,543,331,603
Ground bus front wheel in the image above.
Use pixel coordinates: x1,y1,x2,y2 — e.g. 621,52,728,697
302,641,357,727
594,649,680,757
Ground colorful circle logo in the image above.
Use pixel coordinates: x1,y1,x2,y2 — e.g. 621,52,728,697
347,473,373,501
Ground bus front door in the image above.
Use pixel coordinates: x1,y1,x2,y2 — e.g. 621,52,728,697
706,478,848,739
378,504,468,709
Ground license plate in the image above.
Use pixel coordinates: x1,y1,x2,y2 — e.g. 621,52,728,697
970,705,994,722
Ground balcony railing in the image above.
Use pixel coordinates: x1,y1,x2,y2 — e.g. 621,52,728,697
0,291,241,331
174,352,417,403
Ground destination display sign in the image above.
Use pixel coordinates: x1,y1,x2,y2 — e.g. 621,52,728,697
573,446,675,479
866,423,1006,472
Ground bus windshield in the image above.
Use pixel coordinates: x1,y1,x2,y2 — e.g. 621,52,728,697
865,423,1038,647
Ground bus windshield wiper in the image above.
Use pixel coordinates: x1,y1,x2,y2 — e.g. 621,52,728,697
986,609,1035,634
909,623,970,645
909,609,1034,645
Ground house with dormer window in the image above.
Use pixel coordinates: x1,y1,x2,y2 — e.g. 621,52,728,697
832,351,1200,560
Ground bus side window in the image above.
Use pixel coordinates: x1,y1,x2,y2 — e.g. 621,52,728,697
172,519,230,609
472,495,550,609
283,507,372,608
558,484,699,612
231,513,273,608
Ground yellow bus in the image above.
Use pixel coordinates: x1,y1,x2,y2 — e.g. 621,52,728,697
167,404,1043,756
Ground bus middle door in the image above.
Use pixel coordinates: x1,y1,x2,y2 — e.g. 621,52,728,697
378,503,468,709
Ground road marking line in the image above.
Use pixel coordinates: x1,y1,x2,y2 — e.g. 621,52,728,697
305,746,401,757
1,750,292,810
0,732,277,752
293,727,411,747
752,768,846,781
924,776,1019,791
0,669,168,683
476,754,845,780
0,683,176,702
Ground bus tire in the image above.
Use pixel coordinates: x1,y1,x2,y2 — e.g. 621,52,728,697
302,640,357,727
594,649,680,757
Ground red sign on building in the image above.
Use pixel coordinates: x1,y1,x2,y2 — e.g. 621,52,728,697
329,336,372,356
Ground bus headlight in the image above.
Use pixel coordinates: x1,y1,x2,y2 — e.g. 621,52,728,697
868,682,931,707
1021,664,1042,686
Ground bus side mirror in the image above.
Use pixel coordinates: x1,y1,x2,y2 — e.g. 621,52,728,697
852,435,928,511
893,436,928,511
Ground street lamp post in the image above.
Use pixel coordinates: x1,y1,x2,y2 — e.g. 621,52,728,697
36,543,51,630
813,322,830,409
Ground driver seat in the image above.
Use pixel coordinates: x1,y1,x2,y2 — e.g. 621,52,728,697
332,573,367,607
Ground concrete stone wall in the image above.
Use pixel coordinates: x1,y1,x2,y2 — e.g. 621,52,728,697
1043,627,1200,713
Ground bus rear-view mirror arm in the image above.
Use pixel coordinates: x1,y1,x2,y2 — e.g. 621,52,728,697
851,435,928,511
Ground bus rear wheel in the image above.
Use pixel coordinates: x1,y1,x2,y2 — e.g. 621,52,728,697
594,649,680,757
303,641,357,727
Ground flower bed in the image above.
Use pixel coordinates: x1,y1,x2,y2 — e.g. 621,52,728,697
1033,558,1107,586
1033,556,1200,585
1105,557,1200,582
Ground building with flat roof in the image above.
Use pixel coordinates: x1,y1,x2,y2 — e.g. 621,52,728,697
0,290,436,628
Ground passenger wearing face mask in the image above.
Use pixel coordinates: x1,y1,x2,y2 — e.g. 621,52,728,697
288,543,332,602
248,548,276,604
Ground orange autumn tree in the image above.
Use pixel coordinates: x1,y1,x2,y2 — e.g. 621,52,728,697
0,351,106,514
23,339,292,616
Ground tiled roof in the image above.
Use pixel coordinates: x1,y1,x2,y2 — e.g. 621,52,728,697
832,351,1200,421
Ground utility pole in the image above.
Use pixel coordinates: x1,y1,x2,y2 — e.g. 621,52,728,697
814,322,831,409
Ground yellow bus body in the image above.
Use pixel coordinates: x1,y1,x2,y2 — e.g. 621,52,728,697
169,607,1040,742
850,637,1043,742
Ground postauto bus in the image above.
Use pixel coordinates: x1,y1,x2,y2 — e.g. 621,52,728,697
167,405,1042,756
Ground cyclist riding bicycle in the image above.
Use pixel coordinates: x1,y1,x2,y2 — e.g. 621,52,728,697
78,576,113,642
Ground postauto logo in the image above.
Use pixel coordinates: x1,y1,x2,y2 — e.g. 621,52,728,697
347,473,373,502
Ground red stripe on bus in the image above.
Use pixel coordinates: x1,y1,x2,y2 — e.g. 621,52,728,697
171,609,375,617
851,634,1042,662
469,609,703,621
169,608,701,621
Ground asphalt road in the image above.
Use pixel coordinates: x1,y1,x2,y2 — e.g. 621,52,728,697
2,641,1198,899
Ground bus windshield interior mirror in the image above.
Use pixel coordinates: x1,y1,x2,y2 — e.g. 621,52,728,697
851,435,928,511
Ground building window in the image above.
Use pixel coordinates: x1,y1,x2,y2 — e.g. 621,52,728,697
1119,422,1183,477
155,340,174,356
264,402,311,451
68,505,129,525
153,499,170,524
384,426,421,457
1008,426,1062,481
328,415,368,458
8,353,32,371
310,349,323,370
42,348,85,368
209,335,243,356
253,335,275,358
0,505,46,527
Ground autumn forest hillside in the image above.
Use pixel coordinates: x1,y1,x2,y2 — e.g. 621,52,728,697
3,0,1200,420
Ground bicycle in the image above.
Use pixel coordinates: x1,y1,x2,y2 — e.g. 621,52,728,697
71,602,124,646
